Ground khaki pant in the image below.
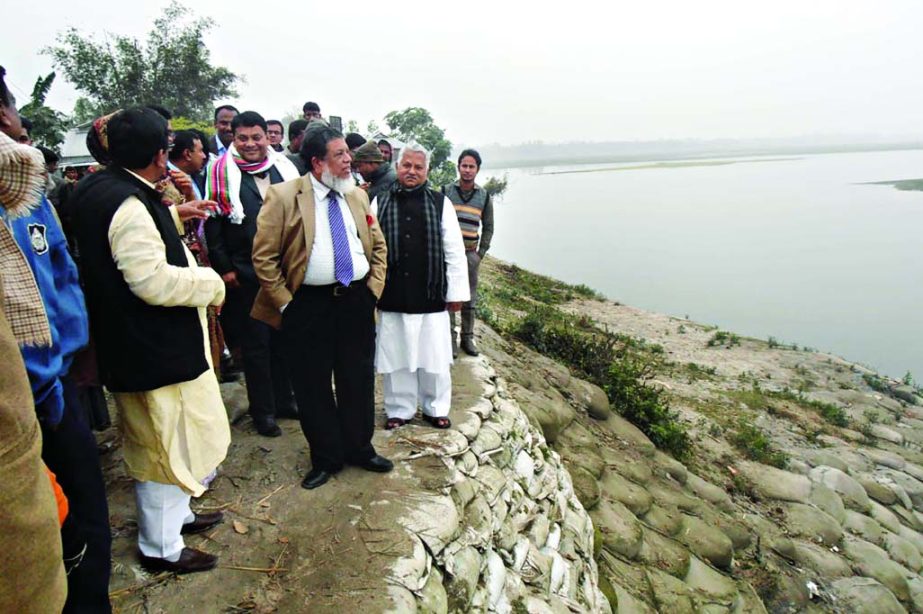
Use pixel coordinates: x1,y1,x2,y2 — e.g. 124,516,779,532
450,250,481,340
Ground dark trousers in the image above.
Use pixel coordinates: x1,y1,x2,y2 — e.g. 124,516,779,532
450,250,481,338
223,281,294,419
42,377,112,613
282,282,377,471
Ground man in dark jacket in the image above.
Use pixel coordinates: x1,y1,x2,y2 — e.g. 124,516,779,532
354,141,396,202
285,119,309,175
204,111,301,436
72,107,228,575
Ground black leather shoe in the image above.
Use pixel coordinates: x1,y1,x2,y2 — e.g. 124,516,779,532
254,416,282,437
181,511,224,535
353,455,394,473
220,355,243,376
139,547,218,574
301,468,333,489
219,371,240,383
275,405,299,419
460,337,479,356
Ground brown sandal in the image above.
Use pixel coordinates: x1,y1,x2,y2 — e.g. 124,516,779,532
422,415,451,429
385,417,409,430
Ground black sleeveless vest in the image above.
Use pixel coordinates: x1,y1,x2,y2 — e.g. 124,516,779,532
71,168,208,392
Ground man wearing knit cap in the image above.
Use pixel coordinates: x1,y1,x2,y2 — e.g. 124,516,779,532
354,141,397,202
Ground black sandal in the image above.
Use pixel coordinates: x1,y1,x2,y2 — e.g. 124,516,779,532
385,417,409,430
422,415,451,429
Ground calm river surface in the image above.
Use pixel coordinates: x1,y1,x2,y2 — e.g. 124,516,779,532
485,149,923,380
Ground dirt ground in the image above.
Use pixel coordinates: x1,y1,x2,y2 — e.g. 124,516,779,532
105,360,486,614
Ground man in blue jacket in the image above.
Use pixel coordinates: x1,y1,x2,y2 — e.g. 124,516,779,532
0,65,112,613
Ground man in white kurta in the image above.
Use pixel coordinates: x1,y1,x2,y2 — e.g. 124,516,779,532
372,144,469,427
70,108,230,575
111,174,230,567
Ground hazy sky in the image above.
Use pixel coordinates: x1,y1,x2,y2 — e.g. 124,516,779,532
4,0,923,146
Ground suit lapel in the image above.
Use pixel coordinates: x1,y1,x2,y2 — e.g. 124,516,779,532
295,176,315,247
240,173,262,203
346,192,371,257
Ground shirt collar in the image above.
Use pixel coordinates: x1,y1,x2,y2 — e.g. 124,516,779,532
124,169,158,190
309,173,336,200
214,135,228,156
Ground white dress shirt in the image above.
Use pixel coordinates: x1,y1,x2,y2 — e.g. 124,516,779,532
211,135,228,159
303,175,370,286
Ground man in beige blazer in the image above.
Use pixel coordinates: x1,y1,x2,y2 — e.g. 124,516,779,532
251,125,392,489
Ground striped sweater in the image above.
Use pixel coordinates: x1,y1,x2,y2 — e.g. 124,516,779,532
442,183,494,255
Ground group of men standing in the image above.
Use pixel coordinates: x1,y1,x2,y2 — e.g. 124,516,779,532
0,63,496,611
195,102,495,445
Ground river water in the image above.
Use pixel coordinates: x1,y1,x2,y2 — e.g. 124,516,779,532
485,149,923,380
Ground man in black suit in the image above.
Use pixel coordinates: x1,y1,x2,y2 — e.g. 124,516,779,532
210,105,238,158
204,111,301,436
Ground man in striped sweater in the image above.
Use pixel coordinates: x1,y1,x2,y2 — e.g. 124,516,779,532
442,149,494,357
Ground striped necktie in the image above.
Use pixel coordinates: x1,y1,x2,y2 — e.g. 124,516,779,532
327,191,354,286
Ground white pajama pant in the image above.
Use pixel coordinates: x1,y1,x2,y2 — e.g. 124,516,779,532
383,369,452,420
135,481,195,561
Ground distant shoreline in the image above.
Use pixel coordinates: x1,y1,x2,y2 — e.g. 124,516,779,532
482,142,923,170
538,157,800,175
865,178,923,192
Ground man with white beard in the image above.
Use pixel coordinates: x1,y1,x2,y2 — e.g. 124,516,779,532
251,126,392,490
371,142,469,430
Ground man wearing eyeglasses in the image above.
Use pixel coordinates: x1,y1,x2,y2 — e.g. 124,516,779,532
267,120,285,152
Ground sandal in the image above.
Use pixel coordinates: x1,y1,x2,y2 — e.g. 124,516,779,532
385,417,409,430
422,415,452,429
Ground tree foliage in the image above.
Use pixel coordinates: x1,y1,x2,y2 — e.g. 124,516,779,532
384,107,456,187
171,117,215,137
483,174,509,198
44,1,238,122
17,72,69,151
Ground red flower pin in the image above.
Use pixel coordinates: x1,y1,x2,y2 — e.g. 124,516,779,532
366,214,375,226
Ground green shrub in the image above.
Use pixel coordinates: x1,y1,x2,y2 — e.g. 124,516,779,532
607,358,689,458
572,283,604,300
730,422,789,468
496,263,602,305
707,330,741,348
475,301,498,330
811,400,849,427
684,362,717,381
863,373,889,393
512,308,615,384
512,308,690,459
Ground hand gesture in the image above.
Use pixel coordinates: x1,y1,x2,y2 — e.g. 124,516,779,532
176,200,218,221
169,170,196,201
